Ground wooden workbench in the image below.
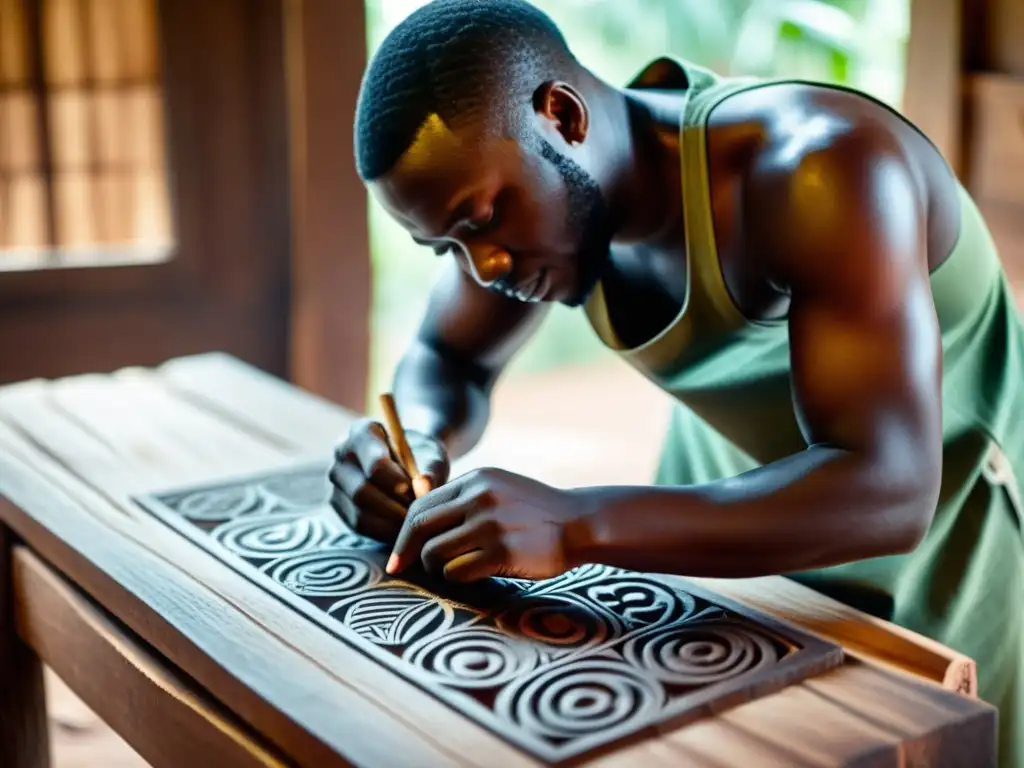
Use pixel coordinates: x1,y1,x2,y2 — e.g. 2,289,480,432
0,353,997,767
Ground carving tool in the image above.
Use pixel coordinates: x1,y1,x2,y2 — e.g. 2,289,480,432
379,392,432,499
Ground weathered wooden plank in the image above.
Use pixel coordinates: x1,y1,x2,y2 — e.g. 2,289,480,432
688,575,976,696
0,446,469,767
158,352,353,458
0,358,998,766
0,378,535,768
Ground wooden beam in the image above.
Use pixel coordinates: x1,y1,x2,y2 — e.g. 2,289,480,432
284,0,371,412
902,0,964,175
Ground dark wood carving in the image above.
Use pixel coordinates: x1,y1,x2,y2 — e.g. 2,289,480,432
133,465,843,764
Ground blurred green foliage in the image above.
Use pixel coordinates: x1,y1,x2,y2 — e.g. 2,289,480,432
362,0,909,403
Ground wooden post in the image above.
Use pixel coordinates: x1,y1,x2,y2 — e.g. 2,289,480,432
902,0,964,176
283,0,372,412
0,524,50,768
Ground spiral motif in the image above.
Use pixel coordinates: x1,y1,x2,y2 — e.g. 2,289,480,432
495,659,665,739
212,513,333,560
174,486,262,521
622,620,779,686
585,578,696,629
330,587,455,646
403,628,539,689
261,472,330,508
263,550,380,597
325,530,387,552
495,596,622,656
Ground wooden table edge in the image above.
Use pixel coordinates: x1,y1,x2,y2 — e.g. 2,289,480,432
12,543,293,768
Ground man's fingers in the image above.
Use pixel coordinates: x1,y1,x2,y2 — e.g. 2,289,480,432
329,488,400,542
329,462,408,518
419,517,490,576
387,492,469,574
443,548,500,583
329,460,364,497
351,421,413,502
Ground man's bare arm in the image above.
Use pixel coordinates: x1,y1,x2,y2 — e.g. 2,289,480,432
394,258,549,457
564,121,944,576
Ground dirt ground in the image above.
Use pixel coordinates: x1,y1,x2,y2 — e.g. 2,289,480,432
42,359,670,766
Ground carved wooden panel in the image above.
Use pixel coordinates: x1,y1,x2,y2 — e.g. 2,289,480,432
133,465,843,764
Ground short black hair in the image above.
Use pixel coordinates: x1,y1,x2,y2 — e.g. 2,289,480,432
354,0,576,181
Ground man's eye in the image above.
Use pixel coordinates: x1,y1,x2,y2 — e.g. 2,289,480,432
432,243,455,256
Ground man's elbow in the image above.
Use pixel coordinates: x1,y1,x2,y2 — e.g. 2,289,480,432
886,464,942,555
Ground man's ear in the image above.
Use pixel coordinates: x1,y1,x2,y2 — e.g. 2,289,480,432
532,81,589,146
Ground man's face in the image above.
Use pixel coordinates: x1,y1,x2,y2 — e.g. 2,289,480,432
368,114,613,307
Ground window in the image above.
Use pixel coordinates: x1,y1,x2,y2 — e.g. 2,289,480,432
363,0,909,486
0,0,173,272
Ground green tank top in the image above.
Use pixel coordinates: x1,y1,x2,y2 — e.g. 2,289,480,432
584,58,1024,766
586,57,1020,466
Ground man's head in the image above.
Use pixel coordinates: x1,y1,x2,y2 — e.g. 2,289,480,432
354,0,615,307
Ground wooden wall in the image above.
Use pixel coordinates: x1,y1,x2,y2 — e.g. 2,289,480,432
905,0,1024,303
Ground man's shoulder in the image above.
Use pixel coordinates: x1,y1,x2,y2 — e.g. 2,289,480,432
709,86,930,302
706,78,925,144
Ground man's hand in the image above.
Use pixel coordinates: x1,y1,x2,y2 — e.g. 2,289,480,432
386,468,590,582
329,418,450,543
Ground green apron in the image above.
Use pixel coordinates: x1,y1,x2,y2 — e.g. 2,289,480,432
584,58,1024,766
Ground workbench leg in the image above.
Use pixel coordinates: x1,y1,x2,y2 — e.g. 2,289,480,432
0,524,50,768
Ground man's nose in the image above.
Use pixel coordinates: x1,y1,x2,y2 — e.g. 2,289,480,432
464,245,513,287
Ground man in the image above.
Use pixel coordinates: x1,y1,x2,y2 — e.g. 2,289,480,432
332,1,1023,761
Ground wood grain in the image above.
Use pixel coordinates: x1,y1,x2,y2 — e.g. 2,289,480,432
0,356,1000,766
158,352,354,457
12,545,289,768
0,525,50,768
687,575,977,697
669,659,994,767
0,375,534,768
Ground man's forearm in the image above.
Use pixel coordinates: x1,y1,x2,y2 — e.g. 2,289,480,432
392,340,492,459
566,445,939,578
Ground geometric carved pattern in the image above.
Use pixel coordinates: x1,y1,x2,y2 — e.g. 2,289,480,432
133,464,843,764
